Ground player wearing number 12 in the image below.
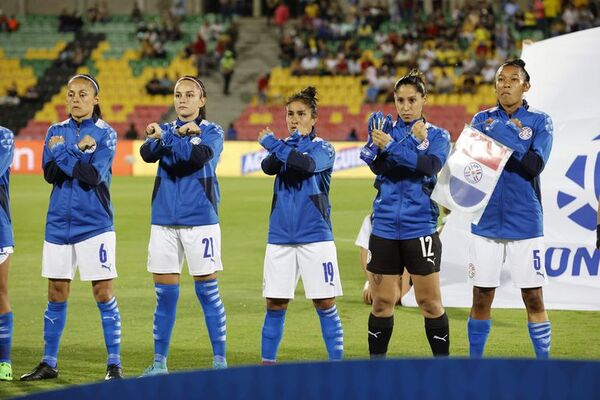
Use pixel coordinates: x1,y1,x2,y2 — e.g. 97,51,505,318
360,70,451,358
258,87,343,364
21,74,122,381
140,76,227,375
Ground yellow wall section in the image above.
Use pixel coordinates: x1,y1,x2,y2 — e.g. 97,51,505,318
131,141,374,178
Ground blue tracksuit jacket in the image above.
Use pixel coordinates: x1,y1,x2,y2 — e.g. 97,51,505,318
0,126,14,248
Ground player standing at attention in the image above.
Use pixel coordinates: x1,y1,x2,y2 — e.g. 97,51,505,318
0,126,14,381
360,70,451,358
140,76,227,375
258,86,343,364
467,59,553,359
21,74,122,381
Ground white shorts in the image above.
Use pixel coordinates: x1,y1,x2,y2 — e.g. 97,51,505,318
42,232,117,281
468,234,547,288
0,246,14,264
147,224,223,276
263,241,343,299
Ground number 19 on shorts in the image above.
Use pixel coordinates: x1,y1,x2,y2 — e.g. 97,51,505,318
322,262,335,286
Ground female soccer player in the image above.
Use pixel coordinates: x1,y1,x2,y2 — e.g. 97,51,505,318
360,70,451,358
21,74,122,381
140,76,227,375
466,59,553,359
258,86,343,364
0,126,14,381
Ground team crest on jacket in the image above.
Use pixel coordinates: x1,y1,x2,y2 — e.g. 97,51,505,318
84,144,97,154
190,136,201,145
519,126,533,140
417,139,429,150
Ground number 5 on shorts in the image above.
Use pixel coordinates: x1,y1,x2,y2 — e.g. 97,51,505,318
322,262,334,284
533,249,541,271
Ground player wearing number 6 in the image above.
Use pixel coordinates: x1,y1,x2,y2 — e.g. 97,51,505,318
466,59,553,359
139,76,227,375
258,87,343,364
21,74,122,381
360,70,451,358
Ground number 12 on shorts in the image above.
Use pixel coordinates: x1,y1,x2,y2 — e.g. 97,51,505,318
322,262,334,285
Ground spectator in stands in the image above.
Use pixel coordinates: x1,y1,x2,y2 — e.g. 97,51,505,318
58,9,83,32
274,0,290,36
435,69,454,94
146,73,164,95
258,73,270,105
0,10,7,31
4,14,19,32
0,82,19,106
131,1,143,23
462,74,477,94
191,33,208,76
346,128,358,141
125,123,139,140
22,86,40,103
220,50,235,96
160,73,174,93
226,123,237,140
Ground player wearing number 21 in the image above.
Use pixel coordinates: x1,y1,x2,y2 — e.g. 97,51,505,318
139,76,227,375
359,70,451,358
466,59,553,359
258,87,343,364
21,74,122,381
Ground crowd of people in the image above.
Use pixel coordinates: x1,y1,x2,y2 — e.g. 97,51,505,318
277,0,600,99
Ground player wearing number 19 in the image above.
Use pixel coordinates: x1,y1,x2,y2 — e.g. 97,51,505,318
140,76,227,375
258,86,343,364
21,74,122,381
360,70,451,358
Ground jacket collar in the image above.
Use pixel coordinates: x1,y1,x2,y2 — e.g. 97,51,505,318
395,115,426,130
70,114,99,129
496,99,529,116
288,128,316,143
175,115,203,127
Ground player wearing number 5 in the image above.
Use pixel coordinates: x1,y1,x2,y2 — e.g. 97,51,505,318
140,76,227,375
467,59,553,359
21,75,122,381
258,87,343,364
360,70,451,358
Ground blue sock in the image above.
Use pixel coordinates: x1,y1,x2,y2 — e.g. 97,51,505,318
194,279,226,360
97,297,122,367
0,312,13,363
42,301,67,368
261,309,286,363
528,321,551,359
317,305,344,360
467,317,491,358
153,284,179,365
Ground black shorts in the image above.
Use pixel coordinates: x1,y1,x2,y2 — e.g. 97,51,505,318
367,232,441,276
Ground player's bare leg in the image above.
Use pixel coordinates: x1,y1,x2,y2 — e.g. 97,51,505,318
522,287,551,359
367,273,398,358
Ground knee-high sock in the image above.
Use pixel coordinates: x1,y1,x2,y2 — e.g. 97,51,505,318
528,321,551,359
195,280,226,359
425,313,450,356
153,284,179,365
97,297,122,366
468,317,491,358
0,312,13,363
43,301,67,368
368,313,393,359
317,305,344,360
261,309,286,363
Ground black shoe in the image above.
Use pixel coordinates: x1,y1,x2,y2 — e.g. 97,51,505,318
105,364,123,380
20,362,58,381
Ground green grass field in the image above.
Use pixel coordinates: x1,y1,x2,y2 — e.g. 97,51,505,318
1,175,599,398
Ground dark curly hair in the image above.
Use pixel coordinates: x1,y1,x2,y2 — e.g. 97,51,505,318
394,69,427,96
498,58,531,83
286,86,318,118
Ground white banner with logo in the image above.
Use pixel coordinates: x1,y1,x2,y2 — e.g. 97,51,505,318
431,125,513,223
404,27,600,310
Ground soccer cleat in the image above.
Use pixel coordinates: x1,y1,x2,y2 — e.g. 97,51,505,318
141,362,168,377
0,362,12,381
20,362,58,381
105,364,123,380
213,357,227,370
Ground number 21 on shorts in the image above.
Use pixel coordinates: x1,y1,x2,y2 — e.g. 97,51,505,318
202,237,214,258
